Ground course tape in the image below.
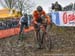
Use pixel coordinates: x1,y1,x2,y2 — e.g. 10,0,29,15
0,26,34,39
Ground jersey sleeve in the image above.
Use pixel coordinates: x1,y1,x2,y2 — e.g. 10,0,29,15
42,11,46,16
33,11,37,19
42,11,51,24
32,11,38,24
46,16,51,24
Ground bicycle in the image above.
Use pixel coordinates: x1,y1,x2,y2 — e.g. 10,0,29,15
34,23,52,51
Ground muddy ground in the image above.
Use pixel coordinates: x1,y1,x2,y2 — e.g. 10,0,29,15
0,25,75,56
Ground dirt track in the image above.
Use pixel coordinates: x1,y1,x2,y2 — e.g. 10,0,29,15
0,25,75,56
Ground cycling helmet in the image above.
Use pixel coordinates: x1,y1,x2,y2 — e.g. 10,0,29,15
23,13,27,16
37,6,43,12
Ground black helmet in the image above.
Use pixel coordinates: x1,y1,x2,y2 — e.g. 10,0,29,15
37,6,43,12
24,13,27,16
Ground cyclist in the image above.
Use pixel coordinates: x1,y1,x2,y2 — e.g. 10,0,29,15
19,13,28,41
32,6,51,48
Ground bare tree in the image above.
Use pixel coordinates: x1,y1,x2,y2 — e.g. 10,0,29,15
0,0,36,14
16,0,36,14
0,0,17,9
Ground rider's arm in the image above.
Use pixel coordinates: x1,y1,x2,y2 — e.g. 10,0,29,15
32,18,38,24
42,11,51,24
46,16,51,24
33,11,38,24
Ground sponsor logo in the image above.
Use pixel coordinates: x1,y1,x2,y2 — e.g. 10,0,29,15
63,12,75,24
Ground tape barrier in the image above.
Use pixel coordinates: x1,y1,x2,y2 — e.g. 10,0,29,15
0,26,34,39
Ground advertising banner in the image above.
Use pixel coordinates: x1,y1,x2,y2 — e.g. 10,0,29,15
51,11,75,26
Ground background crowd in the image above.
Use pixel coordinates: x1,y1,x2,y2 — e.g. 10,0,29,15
0,15,32,30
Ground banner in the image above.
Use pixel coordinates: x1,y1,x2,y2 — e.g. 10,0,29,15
51,11,75,26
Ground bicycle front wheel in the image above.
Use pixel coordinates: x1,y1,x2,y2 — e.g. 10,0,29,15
43,34,52,51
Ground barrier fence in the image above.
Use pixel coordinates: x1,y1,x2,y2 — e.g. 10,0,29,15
0,26,34,39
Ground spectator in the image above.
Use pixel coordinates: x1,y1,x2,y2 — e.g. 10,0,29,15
11,18,19,28
52,1,62,11
51,3,55,10
74,3,75,10
0,18,19,30
0,21,7,30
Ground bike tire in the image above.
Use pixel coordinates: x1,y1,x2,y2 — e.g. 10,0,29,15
43,34,52,51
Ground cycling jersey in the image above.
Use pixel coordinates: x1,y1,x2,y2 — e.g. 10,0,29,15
33,10,50,24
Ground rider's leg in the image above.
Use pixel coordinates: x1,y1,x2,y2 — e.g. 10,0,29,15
19,24,24,40
34,24,39,41
25,23,28,29
35,30,39,41
19,24,24,34
34,24,41,48
41,25,47,44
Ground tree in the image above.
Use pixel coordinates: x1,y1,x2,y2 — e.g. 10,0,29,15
16,0,36,14
0,0,36,14
0,0,17,9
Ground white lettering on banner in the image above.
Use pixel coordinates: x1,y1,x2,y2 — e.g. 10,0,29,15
51,11,75,26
